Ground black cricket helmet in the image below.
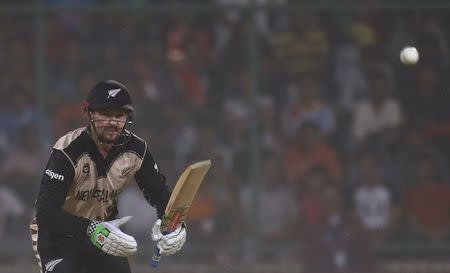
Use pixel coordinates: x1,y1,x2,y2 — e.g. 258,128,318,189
84,80,134,146
84,80,134,112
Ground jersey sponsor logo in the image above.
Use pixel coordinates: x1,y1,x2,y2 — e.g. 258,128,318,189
75,189,118,203
107,88,121,98
45,169,64,181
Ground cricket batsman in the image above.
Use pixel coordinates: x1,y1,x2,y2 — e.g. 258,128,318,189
29,80,186,273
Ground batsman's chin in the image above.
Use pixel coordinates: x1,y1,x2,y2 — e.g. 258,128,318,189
103,132,120,141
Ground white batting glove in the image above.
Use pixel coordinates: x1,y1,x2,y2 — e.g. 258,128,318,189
87,216,137,257
151,219,186,256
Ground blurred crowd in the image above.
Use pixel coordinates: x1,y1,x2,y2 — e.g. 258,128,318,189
1,1,450,271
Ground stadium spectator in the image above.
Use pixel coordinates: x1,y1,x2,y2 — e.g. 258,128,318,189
183,180,217,242
4,85,38,139
166,19,214,111
52,73,93,138
351,68,403,150
258,95,283,154
281,76,336,137
220,71,254,180
299,166,330,232
240,152,298,263
351,150,400,245
0,185,26,238
0,125,42,206
185,117,232,169
284,122,342,186
302,185,374,273
205,156,241,264
222,68,253,131
332,20,372,113
403,156,450,242
391,124,450,189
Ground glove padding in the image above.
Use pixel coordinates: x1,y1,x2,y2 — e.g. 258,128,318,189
151,219,186,256
87,216,137,257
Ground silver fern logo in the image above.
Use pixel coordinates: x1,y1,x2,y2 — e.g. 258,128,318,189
107,88,121,98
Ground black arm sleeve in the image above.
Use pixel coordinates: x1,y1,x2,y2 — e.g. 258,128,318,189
36,149,91,238
135,149,171,219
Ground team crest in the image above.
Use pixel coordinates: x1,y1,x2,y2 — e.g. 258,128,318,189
107,88,121,98
82,163,90,179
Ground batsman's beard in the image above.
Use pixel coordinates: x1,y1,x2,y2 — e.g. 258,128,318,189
100,126,121,144
89,119,132,146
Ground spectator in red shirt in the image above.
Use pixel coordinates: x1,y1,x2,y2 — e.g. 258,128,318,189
284,122,342,186
404,156,450,242
299,166,330,231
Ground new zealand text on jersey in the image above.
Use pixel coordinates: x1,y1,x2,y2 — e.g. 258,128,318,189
75,189,118,203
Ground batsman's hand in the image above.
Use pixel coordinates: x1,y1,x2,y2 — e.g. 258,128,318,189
151,219,186,256
87,216,137,257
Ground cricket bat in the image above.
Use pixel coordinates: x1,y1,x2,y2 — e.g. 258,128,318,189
150,160,212,267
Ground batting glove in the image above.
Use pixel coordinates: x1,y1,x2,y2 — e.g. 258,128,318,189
151,219,186,256
87,216,137,257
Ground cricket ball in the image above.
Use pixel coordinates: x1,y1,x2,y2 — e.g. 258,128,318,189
400,46,419,65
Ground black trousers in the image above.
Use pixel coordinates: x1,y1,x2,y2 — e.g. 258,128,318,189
39,250,132,273
31,218,133,273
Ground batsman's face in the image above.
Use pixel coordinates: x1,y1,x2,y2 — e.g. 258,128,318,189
91,109,128,144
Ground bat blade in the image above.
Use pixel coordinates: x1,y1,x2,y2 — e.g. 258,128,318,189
162,160,211,232
150,160,211,267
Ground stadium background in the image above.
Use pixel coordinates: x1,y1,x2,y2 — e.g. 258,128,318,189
1,1,450,272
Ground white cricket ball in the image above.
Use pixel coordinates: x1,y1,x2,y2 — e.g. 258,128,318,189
400,46,419,65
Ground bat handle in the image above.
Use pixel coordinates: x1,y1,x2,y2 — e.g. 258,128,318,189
150,229,169,268
150,246,162,267
150,221,178,268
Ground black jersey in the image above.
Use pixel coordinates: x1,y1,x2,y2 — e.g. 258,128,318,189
32,127,170,258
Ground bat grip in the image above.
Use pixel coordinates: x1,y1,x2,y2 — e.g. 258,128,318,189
150,216,182,268
150,229,170,268
150,246,162,267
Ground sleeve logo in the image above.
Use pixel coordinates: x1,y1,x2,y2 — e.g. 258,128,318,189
45,169,65,181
